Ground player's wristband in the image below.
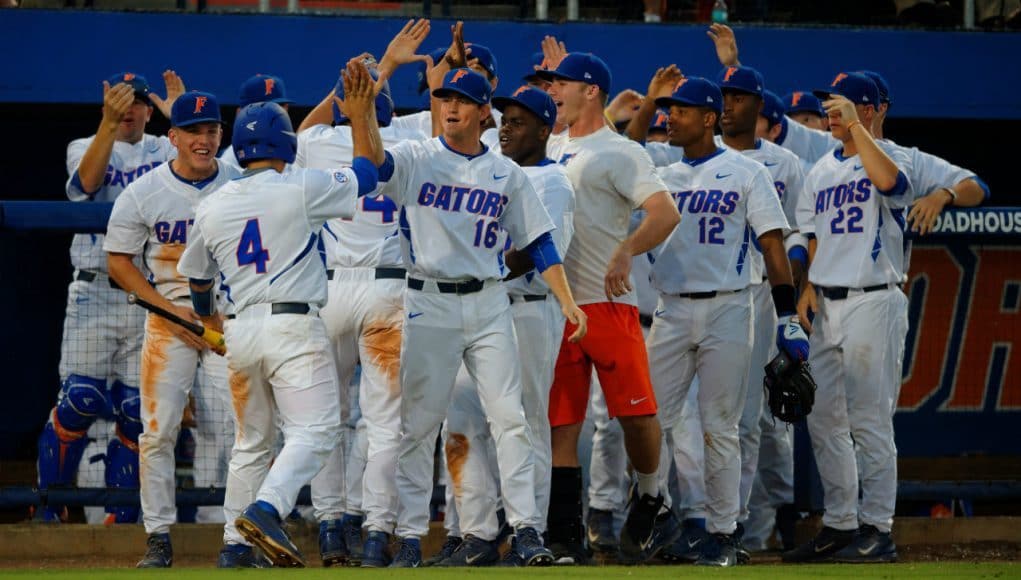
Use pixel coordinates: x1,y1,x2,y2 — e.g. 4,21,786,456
845,119,863,132
942,186,958,206
189,278,216,317
771,283,798,317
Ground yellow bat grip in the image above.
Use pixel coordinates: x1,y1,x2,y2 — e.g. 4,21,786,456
201,327,227,355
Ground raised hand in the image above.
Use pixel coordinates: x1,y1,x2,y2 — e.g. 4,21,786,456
541,35,568,70
101,81,136,126
823,95,859,130
648,64,683,100
149,69,186,120
337,59,375,121
707,23,739,66
377,18,431,91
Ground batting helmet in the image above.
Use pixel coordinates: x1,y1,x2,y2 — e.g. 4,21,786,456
332,67,394,128
232,102,297,167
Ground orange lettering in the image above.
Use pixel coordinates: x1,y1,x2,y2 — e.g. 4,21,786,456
451,69,469,84
193,96,208,113
831,72,849,87
791,91,803,106
723,67,738,82
264,77,275,96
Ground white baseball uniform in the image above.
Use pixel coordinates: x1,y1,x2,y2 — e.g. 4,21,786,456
645,141,686,168
390,109,502,149
775,116,839,169
294,122,426,532
177,164,363,545
103,160,239,535
378,136,554,539
795,143,913,534
442,160,576,539
647,147,788,535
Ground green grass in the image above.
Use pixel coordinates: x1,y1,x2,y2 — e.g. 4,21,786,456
0,564,1018,579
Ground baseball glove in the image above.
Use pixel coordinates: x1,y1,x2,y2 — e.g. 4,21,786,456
763,350,817,423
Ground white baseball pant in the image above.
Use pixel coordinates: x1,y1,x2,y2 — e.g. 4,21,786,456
807,287,908,534
738,281,777,523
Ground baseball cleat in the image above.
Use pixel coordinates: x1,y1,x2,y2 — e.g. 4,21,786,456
423,535,462,567
136,533,173,568
695,532,739,567
515,526,554,566
586,508,619,555
236,501,306,567
389,537,422,568
360,530,392,568
620,492,680,563
217,543,270,568
435,534,499,566
660,518,710,563
341,513,365,565
734,522,751,564
497,538,525,567
782,525,856,563
831,524,898,563
318,518,348,567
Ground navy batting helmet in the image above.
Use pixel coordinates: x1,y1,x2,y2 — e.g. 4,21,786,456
332,67,394,128
232,102,297,167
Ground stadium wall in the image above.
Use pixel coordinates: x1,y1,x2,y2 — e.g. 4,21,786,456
2,9,1021,119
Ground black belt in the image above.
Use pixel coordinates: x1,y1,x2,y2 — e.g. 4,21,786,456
327,267,406,281
676,291,721,300
639,313,653,328
75,269,122,290
226,302,310,320
509,294,547,304
408,277,485,295
818,284,890,301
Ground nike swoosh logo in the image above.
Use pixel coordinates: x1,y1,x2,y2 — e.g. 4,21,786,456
858,542,879,555
853,164,864,170
493,173,508,180
654,309,666,317
715,173,732,179
465,552,487,564
687,537,702,548
409,312,424,319
630,397,648,405
76,296,88,304
764,161,778,167
814,542,834,553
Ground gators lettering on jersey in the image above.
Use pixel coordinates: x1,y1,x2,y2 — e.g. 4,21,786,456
650,147,789,294
295,123,428,269
796,142,914,288
177,166,361,311
104,162,241,300
378,137,554,282
504,161,576,297
65,134,176,271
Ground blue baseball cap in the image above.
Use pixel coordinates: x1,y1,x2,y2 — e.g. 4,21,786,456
783,91,825,117
432,68,492,105
466,43,498,79
761,90,786,128
492,85,557,128
238,74,293,107
813,72,880,107
717,65,764,97
171,91,222,127
538,53,612,94
858,70,892,105
106,72,150,101
649,108,669,133
655,77,723,114
523,52,546,82
417,47,450,94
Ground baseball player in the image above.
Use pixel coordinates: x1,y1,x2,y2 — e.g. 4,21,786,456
647,76,804,567
783,91,829,132
377,67,585,568
218,74,294,171
290,22,433,568
37,72,179,525
426,85,576,567
539,52,682,564
176,61,384,569
785,72,914,564
623,66,687,168
104,90,239,568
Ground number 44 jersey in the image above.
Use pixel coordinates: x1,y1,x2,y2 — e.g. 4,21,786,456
178,166,361,312
650,147,789,294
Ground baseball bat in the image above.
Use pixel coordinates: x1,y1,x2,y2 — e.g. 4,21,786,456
127,292,226,354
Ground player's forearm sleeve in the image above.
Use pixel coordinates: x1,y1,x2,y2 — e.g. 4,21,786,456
351,156,379,196
377,151,396,182
877,170,908,197
524,231,562,273
788,245,808,269
189,278,216,316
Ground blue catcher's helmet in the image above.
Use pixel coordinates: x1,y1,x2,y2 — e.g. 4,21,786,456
332,67,394,128
232,102,297,167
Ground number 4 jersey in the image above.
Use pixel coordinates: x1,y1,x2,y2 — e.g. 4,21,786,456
177,166,362,312
795,142,914,289
650,147,789,294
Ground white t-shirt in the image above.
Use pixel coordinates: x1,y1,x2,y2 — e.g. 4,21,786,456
65,133,176,271
796,142,915,288
505,160,576,297
177,166,361,312
547,126,668,306
378,137,554,282
294,123,429,269
645,141,686,168
104,161,241,300
650,147,789,294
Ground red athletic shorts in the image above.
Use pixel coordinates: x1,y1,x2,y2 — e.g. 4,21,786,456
548,302,658,427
